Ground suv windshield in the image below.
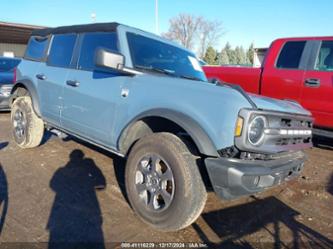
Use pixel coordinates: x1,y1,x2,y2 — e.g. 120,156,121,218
0,58,20,72
127,32,207,82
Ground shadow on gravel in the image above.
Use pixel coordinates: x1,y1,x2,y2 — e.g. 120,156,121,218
328,173,333,196
313,136,333,151
47,149,106,249
0,142,8,150
64,136,131,205
0,164,8,236
193,196,333,249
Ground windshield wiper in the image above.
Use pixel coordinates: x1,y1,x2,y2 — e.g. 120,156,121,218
135,65,176,77
179,75,204,82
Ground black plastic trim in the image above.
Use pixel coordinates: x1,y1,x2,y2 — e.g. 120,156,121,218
10,79,41,117
32,22,119,36
118,109,218,157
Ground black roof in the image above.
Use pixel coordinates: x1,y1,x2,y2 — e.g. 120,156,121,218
31,22,119,36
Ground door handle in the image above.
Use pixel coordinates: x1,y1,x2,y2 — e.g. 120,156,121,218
304,78,320,87
36,74,46,80
66,80,80,87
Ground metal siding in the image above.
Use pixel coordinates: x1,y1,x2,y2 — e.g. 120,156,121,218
0,43,26,57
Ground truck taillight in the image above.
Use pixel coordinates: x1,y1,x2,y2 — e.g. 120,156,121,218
13,67,17,83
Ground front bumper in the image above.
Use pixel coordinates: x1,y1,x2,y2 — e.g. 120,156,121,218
205,151,306,200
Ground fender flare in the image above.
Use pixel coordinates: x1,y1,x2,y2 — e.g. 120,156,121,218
118,108,219,157
11,79,41,117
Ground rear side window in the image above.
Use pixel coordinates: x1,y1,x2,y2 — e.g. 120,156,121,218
78,32,118,71
47,34,77,68
24,36,49,61
314,41,333,71
276,41,306,69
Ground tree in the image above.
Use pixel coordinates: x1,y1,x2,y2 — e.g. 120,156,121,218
162,13,224,54
247,42,255,65
234,46,247,65
162,13,203,50
197,20,223,59
224,42,237,64
203,46,217,65
218,48,229,65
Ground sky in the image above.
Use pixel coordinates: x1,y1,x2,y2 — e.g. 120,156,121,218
1,0,332,50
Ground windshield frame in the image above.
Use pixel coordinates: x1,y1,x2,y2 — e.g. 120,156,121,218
125,31,207,82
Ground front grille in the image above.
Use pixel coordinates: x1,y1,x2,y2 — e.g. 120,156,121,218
264,115,313,148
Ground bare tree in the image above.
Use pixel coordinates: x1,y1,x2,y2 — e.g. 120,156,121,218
162,13,203,50
197,20,223,59
162,13,223,58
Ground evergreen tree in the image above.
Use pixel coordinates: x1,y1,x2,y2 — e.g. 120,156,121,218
218,48,229,65
203,46,217,65
239,46,247,64
224,42,237,64
247,42,255,65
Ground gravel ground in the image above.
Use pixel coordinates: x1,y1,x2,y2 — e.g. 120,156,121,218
0,112,332,249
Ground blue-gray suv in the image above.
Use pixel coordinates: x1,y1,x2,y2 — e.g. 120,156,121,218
10,22,313,231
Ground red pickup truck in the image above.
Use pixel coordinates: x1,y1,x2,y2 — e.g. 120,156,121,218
204,37,333,138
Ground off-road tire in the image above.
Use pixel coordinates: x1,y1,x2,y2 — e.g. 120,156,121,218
125,132,207,231
11,96,44,148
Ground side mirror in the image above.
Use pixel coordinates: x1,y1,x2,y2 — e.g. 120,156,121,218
95,48,125,71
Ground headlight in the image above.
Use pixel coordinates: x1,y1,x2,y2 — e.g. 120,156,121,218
248,115,267,146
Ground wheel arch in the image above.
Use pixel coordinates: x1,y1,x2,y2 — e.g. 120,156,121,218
10,79,41,117
118,109,218,157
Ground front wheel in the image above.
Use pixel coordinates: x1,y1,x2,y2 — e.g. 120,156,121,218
125,132,207,231
11,96,44,148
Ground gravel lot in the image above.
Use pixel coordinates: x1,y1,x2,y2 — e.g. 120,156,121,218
0,112,332,249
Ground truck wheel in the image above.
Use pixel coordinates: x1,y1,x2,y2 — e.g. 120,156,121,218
11,96,44,148
125,132,207,231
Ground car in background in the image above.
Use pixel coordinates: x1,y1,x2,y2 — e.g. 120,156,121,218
203,37,333,138
0,57,21,110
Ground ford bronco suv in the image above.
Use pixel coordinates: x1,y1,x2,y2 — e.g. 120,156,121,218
10,23,313,231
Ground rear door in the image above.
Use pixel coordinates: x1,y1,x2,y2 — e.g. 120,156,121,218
301,40,333,128
37,34,77,126
261,40,307,102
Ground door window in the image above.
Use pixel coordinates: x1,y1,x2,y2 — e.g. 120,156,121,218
47,34,77,68
276,41,306,69
78,32,118,71
314,41,333,71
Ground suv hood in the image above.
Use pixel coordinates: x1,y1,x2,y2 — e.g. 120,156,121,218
248,93,311,116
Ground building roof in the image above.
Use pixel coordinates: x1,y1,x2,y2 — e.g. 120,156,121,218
32,22,119,37
0,21,46,44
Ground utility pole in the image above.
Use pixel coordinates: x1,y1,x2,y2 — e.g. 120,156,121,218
91,12,96,23
155,0,159,34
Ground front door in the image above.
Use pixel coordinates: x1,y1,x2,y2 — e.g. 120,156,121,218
301,40,333,128
261,40,307,102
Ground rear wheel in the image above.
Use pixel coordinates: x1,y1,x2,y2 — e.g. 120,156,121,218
125,132,207,231
11,96,44,148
